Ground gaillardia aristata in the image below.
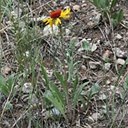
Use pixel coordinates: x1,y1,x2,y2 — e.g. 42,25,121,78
43,8,71,27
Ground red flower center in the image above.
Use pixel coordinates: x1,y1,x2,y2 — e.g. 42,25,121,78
50,9,61,18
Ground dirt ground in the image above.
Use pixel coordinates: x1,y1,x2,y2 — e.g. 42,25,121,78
0,0,128,127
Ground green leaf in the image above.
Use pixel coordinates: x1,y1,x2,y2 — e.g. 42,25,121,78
6,74,14,92
54,72,67,95
126,58,128,65
44,88,66,118
111,9,123,27
82,39,91,51
72,75,79,95
49,83,65,106
92,0,109,10
0,75,5,87
68,59,74,81
110,0,118,8
40,64,49,89
73,82,89,107
4,101,13,111
87,83,100,98
123,75,128,90
0,75,14,96
0,75,7,95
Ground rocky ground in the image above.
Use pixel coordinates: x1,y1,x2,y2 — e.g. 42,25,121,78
0,0,128,127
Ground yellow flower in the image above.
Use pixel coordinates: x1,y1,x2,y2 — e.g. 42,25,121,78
43,8,71,27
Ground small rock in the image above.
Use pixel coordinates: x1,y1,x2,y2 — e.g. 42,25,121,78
102,50,112,61
91,113,101,121
81,3,87,7
89,61,101,69
51,108,60,116
116,58,125,65
87,21,95,28
88,116,94,123
65,29,71,36
104,63,111,71
22,82,33,93
1,66,11,76
114,48,126,58
99,93,107,100
106,79,111,85
91,43,97,52
115,34,122,39
73,5,80,11
81,65,87,70
29,94,38,105
110,85,115,90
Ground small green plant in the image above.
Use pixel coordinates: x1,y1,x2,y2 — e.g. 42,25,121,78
0,74,15,117
0,0,13,21
41,40,100,125
0,74,15,97
90,0,123,28
10,13,42,72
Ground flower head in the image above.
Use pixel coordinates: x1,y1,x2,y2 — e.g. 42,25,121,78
43,8,71,27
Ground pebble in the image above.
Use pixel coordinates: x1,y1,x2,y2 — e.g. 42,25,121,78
81,3,87,7
104,63,111,71
1,66,11,76
73,5,80,11
115,34,122,39
91,112,101,121
106,79,111,85
102,50,112,61
99,93,107,100
91,43,97,52
29,94,39,105
65,29,71,36
116,58,125,65
114,48,126,58
22,82,33,93
89,61,101,69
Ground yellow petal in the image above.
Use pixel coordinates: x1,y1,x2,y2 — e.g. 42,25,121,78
43,17,50,23
43,17,54,27
60,8,71,19
55,18,61,25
